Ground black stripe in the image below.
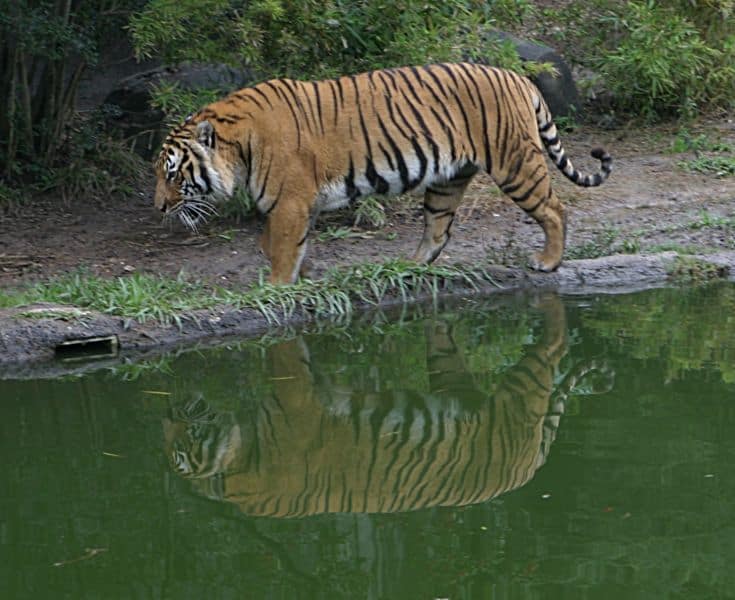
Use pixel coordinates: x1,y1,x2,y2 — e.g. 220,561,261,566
335,77,345,107
453,62,479,109
510,172,547,205
377,141,396,171
396,68,424,106
451,89,477,162
459,63,492,173
377,119,410,190
344,154,359,200
435,63,459,89
327,79,339,126
409,136,428,189
366,158,389,194
430,107,457,163
252,86,274,108
312,81,325,134
263,81,302,149
282,79,314,133
256,154,272,203
426,186,456,197
398,88,441,174
421,64,449,98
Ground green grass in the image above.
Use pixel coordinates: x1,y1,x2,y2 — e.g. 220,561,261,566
565,228,620,260
668,256,728,285
680,155,735,177
1,261,498,327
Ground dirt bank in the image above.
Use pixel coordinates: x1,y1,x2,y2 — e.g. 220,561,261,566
1,119,734,375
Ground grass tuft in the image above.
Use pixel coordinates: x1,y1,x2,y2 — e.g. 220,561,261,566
2,260,499,327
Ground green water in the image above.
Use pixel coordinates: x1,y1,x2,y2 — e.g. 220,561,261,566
2,285,735,599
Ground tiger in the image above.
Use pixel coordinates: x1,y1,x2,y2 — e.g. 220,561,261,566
154,62,612,284
163,297,614,517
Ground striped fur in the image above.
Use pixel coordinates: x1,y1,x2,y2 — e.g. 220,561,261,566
154,63,613,283
163,299,612,517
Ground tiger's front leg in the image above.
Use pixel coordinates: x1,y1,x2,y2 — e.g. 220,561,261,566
261,200,313,285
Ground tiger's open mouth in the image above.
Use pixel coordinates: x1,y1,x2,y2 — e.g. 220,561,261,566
164,198,218,232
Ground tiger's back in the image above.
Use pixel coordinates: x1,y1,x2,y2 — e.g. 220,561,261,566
155,63,612,283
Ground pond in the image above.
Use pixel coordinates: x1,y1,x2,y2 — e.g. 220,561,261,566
1,284,734,599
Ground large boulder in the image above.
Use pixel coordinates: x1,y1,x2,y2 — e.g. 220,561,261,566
103,62,256,159
476,32,582,119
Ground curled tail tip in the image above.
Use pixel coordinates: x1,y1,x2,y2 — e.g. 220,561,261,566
591,147,611,161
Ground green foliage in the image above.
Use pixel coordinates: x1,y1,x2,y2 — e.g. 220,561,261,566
4,259,498,326
566,228,619,260
669,130,734,154
669,129,735,176
219,186,257,223
353,196,387,229
680,155,735,176
24,271,216,327
596,2,721,120
130,0,541,81
583,285,735,384
1,0,146,177
149,81,225,128
669,256,729,284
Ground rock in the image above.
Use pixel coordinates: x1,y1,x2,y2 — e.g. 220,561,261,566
103,62,256,159
477,31,582,118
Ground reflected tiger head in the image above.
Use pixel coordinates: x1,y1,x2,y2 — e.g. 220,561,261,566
162,395,241,479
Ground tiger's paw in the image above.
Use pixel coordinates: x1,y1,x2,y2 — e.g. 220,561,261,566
528,252,561,272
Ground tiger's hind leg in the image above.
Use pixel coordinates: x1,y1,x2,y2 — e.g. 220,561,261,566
412,165,477,264
495,154,566,272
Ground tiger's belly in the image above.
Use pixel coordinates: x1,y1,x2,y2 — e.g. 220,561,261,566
315,155,466,212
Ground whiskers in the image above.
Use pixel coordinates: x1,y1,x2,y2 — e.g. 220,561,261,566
163,197,219,233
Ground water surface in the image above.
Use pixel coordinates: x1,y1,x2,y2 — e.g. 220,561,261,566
1,285,734,599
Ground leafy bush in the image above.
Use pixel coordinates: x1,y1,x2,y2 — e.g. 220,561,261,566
596,2,727,119
535,0,735,120
130,0,536,81
0,0,145,176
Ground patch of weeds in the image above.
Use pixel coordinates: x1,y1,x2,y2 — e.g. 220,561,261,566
680,155,735,177
648,242,707,255
668,256,729,285
669,130,734,154
353,196,387,229
553,112,579,134
219,187,256,224
619,237,641,254
0,181,28,215
22,272,216,328
687,210,735,230
566,228,619,260
316,227,363,242
485,237,526,266
671,129,735,177
4,261,499,327
0,289,29,309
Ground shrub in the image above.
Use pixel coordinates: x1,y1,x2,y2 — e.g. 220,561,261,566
596,2,725,119
129,0,538,81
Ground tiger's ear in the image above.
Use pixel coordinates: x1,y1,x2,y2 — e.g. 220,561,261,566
196,120,215,150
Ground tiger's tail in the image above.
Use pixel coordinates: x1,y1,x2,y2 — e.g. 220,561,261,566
533,95,613,187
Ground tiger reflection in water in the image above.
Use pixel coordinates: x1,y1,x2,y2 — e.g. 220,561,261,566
163,296,612,517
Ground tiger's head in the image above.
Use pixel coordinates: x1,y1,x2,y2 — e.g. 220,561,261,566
154,117,236,231
162,396,242,479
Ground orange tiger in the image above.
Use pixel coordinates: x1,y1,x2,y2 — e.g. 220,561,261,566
154,63,612,283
